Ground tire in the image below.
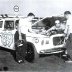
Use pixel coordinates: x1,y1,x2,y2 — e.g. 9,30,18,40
10,50,16,61
25,43,39,63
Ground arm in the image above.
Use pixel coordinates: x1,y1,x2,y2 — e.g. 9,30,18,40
64,24,69,40
18,24,22,40
46,26,55,33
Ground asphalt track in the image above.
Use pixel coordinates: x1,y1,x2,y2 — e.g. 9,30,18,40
0,40,72,72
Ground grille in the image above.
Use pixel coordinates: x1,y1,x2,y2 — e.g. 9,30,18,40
53,36,64,46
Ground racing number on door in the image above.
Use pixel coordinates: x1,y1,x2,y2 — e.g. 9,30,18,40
1,32,13,47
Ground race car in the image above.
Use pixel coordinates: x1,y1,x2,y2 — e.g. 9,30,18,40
0,15,67,63
25,17,67,62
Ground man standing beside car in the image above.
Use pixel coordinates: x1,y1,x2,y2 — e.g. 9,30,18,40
64,11,72,62
16,13,35,63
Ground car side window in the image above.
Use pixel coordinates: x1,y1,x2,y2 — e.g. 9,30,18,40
4,21,14,30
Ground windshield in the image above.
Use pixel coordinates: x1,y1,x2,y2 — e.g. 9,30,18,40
4,21,14,30
0,21,3,28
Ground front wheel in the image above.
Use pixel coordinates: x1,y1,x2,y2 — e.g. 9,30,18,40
25,43,39,63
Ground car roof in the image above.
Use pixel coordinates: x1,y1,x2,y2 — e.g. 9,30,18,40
0,17,19,21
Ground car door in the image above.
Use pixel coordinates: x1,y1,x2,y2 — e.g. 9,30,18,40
1,20,16,50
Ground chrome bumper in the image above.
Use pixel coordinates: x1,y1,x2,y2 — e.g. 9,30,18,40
39,48,66,54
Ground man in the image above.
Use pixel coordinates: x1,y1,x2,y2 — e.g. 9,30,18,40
64,11,72,39
45,20,64,35
64,11,72,63
19,12,35,40
16,13,35,63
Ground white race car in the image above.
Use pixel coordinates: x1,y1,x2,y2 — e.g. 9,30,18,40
0,15,67,63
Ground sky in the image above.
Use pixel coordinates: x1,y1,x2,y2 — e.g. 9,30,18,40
0,0,72,17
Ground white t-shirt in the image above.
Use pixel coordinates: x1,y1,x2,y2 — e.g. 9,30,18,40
19,17,32,34
64,16,72,35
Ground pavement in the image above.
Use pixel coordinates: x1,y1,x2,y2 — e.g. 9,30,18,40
0,49,71,72
0,40,72,71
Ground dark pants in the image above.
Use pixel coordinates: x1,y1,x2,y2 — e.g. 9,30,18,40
14,32,27,62
16,40,27,62
65,33,72,60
